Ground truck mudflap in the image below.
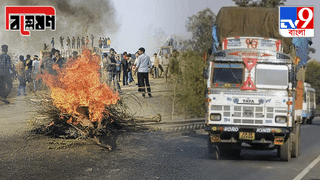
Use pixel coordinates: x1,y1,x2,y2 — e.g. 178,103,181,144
205,125,291,145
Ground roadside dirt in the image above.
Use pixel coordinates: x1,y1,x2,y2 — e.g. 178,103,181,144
0,77,179,179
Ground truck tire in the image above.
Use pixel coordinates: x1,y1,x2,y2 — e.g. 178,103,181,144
207,136,220,160
291,124,301,158
279,136,291,161
307,117,313,124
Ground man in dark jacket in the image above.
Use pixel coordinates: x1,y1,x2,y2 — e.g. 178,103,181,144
121,52,129,86
0,45,14,104
25,54,33,83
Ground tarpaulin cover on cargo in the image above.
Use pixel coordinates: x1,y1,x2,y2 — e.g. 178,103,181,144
215,6,293,54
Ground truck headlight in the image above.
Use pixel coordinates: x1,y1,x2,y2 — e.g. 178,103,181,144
275,116,287,123
210,113,221,121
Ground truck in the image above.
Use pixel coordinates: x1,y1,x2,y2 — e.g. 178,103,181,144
156,34,192,58
204,6,309,161
302,82,316,124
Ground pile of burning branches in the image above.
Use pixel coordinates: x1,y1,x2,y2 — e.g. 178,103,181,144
31,49,160,150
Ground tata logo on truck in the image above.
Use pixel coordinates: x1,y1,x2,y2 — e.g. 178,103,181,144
279,6,314,37
5,6,56,36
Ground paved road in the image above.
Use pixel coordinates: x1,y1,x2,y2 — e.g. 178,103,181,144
71,118,320,180
1,79,320,179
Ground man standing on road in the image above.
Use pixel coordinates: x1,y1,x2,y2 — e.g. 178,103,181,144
32,55,41,92
121,52,129,86
102,49,121,93
135,47,152,98
77,36,80,49
51,37,54,48
127,54,134,84
91,34,94,47
0,45,14,104
161,53,170,82
25,54,33,83
40,50,56,76
53,50,65,69
16,55,26,96
98,37,102,48
153,53,160,79
60,36,64,49
72,36,75,49
66,37,71,49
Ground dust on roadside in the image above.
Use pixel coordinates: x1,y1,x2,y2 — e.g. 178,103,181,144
0,77,182,179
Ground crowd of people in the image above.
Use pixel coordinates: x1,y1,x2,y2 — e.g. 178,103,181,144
102,47,160,97
0,40,175,104
51,35,111,50
0,45,70,104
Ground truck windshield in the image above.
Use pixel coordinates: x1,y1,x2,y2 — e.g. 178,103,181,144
161,48,170,55
212,64,243,84
256,64,288,87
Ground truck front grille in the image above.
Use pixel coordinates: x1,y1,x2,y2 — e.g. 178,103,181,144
231,106,275,124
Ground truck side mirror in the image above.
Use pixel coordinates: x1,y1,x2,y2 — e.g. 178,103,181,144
204,67,209,79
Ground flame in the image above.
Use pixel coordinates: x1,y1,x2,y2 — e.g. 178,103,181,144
41,49,119,123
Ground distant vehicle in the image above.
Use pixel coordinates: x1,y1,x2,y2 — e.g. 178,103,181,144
156,34,192,59
302,83,316,124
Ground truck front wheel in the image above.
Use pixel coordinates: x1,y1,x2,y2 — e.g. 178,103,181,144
207,136,220,160
279,136,291,161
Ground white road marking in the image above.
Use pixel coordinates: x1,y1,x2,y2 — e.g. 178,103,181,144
293,154,320,180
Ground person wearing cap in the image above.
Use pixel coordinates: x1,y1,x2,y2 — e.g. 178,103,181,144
32,55,41,92
135,47,152,97
16,55,26,96
0,44,15,104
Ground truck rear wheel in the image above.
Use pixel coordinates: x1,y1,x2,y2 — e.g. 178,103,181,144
307,117,313,124
292,124,301,158
279,136,291,161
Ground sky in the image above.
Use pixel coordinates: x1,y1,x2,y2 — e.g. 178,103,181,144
0,0,319,60
110,0,320,59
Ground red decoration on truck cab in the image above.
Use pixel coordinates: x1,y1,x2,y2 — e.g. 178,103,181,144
243,58,258,71
223,38,228,50
241,57,257,90
276,40,282,51
241,74,257,90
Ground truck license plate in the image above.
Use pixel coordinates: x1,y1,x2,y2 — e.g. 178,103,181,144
239,132,255,140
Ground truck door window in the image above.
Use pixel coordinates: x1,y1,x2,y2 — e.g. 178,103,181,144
256,64,288,88
162,48,170,55
212,64,243,85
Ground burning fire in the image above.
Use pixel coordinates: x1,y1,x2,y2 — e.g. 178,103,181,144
41,49,120,124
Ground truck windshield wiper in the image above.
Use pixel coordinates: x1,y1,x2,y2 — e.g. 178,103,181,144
228,62,240,84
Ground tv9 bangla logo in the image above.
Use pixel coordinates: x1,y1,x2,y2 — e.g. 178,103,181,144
5,6,56,36
279,6,314,37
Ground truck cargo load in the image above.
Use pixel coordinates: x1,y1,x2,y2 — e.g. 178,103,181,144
214,7,293,54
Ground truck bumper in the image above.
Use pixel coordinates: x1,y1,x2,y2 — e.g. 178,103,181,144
205,125,291,145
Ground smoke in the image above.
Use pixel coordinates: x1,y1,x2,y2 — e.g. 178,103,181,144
0,0,119,62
